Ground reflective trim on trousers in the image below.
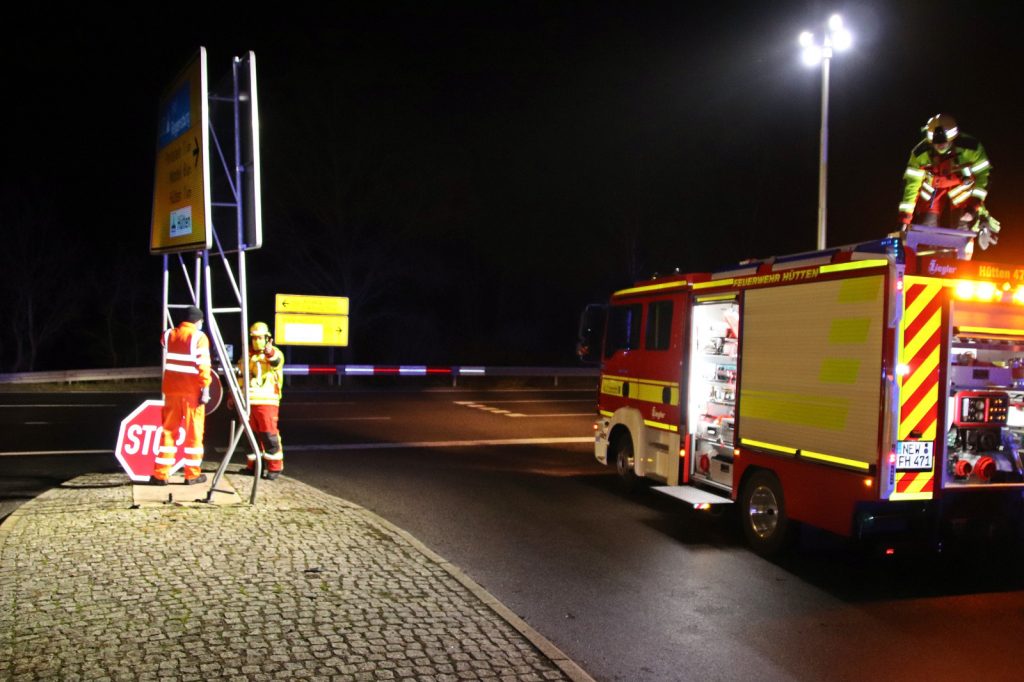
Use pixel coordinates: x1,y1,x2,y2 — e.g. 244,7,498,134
183,458,202,467
165,363,199,374
263,452,284,461
154,457,176,466
183,446,204,455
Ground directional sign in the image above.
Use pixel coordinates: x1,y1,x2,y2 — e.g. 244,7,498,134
275,294,349,315
150,47,212,254
114,400,186,482
275,313,349,347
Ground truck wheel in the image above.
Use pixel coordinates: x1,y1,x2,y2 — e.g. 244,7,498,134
740,471,796,557
613,434,640,493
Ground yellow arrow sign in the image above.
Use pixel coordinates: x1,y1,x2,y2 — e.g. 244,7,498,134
274,313,348,347
275,293,349,315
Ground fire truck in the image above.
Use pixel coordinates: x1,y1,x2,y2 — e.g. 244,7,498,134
579,227,1024,555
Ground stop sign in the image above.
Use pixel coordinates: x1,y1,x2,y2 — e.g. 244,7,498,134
114,399,186,481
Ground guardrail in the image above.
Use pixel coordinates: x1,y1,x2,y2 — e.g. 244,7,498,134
0,365,599,386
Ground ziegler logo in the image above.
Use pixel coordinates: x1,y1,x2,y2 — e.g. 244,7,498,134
927,260,958,276
651,407,666,421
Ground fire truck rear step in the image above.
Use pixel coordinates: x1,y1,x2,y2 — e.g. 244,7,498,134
653,485,733,506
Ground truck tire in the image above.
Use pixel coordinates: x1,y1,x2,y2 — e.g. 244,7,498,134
740,470,796,557
613,434,640,493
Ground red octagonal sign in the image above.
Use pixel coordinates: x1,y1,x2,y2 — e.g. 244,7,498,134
115,399,186,481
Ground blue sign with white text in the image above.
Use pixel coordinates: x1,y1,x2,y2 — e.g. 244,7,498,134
158,84,191,149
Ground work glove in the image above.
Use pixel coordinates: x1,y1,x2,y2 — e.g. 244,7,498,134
957,212,975,230
977,226,998,250
200,386,211,405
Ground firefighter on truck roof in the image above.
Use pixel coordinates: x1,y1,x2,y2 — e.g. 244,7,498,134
239,321,285,479
153,305,212,485
899,113,1000,250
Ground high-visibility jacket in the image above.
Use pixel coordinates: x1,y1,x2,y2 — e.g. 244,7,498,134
900,134,991,224
242,345,284,407
161,321,212,397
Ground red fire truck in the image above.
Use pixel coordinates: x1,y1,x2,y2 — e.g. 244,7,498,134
579,228,1024,555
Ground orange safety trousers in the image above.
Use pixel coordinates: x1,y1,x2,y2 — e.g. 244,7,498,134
245,404,284,473
155,395,206,480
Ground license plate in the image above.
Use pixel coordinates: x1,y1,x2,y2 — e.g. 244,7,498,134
896,441,934,470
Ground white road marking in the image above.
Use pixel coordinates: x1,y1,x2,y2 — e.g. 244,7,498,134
454,400,594,419
0,449,112,456
0,404,118,408
287,437,593,451
24,421,50,425
287,416,391,421
473,399,594,404
0,436,594,457
507,413,595,418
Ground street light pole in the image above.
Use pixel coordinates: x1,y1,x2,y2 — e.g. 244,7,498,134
817,46,830,251
800,15,851,251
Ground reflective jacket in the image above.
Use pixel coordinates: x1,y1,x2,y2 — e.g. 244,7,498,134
161,322,212,397
900,134,991,221
242,345,284,407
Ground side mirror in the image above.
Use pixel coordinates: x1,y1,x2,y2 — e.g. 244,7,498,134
576,304,606,365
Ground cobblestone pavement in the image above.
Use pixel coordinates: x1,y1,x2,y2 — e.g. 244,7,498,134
0,470,592,682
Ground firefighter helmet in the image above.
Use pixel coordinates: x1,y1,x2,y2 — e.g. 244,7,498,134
249,321,271,338
925,114,959,148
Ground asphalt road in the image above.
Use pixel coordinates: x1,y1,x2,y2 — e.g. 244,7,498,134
4,386,1024,681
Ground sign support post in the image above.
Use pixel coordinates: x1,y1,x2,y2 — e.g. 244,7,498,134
148,48,266,504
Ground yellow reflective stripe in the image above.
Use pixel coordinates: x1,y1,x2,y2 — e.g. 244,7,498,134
819,358,861,384
819,259,888,274
695,293,738,302
740,438,797,455
800,449,871,471
890,491,933,501
904,283,942,327
599,410,614,418
900,344,940,405
693,278,735,290
829,318,871,343
899,202,917,213
972,188,988,199
741,390,849,430
644,420,678,432
971,159,990,173
614,280,690,297
902,307,941,365
904,167,925,178
957,326,1024,337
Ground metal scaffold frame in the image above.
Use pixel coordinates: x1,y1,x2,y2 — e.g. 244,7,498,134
160,52,265,504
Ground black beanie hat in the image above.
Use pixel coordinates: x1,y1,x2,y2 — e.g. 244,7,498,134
185,305,204,323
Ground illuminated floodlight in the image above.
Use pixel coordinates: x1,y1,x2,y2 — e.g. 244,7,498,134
802,45,823,66
1014,287,1024,305
799,14,854,250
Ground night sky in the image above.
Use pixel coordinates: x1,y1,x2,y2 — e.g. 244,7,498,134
5,1,1024,370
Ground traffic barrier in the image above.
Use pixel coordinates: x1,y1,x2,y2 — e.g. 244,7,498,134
0,365,598,385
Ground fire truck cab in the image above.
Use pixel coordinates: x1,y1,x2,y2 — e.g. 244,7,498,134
582,228,1024,555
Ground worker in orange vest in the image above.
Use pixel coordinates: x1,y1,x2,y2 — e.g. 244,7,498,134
152,305,212,485
240,321,285,479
